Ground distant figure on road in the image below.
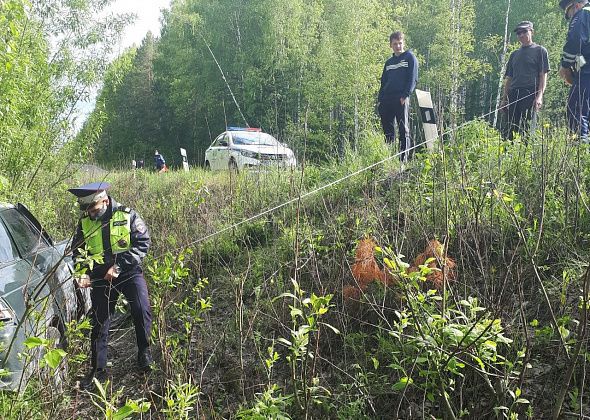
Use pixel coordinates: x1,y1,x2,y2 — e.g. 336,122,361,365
500,21,549,140
377,31,418,162
131,159,137,170
137,159,145,169
154,150,167,173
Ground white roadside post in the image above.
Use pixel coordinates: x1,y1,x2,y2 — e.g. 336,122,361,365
180,148,190,172
415,89,438,150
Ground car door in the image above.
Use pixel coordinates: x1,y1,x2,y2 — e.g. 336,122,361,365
219,134,232,170
1,207,73,328
17,205,78,324
0,217,31,389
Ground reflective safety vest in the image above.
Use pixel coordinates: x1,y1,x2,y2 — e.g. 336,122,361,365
81,208,132,255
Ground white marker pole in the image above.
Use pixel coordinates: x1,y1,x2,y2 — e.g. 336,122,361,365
415,89,438,150
180,148,190,172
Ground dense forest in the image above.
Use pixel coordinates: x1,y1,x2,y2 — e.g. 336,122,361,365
4,0,590,419
79,0,571,167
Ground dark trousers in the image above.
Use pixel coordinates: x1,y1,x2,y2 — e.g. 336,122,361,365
505,88,535,141
90,269,152,369
567,74,590,142
379,98,412,162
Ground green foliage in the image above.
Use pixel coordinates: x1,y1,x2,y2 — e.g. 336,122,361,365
0,0,133,198
161,375,200,420
236,384,292,420
90,380,151,420
274,280,338,415
23,336,67,370
86,0,573,164
147,247,212,378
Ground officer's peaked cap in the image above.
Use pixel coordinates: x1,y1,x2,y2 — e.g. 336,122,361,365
68,182,110,206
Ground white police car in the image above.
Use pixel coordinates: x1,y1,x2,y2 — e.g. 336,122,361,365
204,127,297,171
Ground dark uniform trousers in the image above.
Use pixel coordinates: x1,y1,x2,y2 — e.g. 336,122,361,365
505,87,535,141
90,267,152,369
379,98,413,162
567,74,590,142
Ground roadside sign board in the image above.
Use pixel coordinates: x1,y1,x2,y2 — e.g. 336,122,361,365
180,148,189,172
415,89,437,150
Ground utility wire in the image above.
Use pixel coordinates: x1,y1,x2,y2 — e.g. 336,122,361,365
199,33,249,128
164,90,538,256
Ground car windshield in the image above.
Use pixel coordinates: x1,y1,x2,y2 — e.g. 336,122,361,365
232,132,280,146
0,217,18,263
1,209,46,257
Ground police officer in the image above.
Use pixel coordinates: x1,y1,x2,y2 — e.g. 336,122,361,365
69,182,153,389
559,0,590,142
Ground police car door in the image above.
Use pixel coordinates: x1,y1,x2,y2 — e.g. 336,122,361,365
217,133,231,169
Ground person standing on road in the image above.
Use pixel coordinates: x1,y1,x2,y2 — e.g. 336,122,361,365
377,31,418,162
500,21,549,141
69,182,153,390
559,0,590,142
154,150,167,173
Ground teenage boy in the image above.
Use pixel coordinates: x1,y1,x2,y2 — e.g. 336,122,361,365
377,31,419,162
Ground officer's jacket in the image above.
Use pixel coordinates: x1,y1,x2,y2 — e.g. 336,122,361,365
72,197,150,280
562,6,590,74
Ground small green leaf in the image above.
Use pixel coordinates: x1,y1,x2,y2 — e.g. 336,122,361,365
393,376,413,391
113,405,134,420
276,338,292,347
44,348,66,369
371,357,379,370
23,337,46,349
319,322,340,335
290,307,303,318
471,355,485,370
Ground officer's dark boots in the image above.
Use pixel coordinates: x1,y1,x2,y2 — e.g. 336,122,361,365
80,368,109,391
138,348,153,372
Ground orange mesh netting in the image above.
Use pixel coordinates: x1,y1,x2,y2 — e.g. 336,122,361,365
344,238,396,303
344,238,456,303
407,239,456,289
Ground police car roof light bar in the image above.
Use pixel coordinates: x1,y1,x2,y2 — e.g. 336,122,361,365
227,126,261,132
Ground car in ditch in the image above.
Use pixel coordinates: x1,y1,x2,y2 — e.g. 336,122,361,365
204,127,297,171
0,203,88,390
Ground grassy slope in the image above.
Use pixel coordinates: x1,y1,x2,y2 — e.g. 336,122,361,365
36,126,590,417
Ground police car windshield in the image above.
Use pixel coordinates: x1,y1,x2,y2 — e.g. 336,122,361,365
232,132,279,146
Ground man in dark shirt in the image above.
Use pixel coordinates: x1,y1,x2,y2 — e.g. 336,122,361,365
501,21,549,141
378,31,419,162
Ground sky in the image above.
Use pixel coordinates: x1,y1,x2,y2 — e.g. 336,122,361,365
75,0,171,127
110,0,171,51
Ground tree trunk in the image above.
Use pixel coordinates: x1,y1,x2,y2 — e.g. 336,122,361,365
493,0,511,128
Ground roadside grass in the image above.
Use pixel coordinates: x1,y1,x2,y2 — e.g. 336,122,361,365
5,126,590,417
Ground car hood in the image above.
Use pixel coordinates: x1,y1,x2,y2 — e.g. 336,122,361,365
233,144,293,155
